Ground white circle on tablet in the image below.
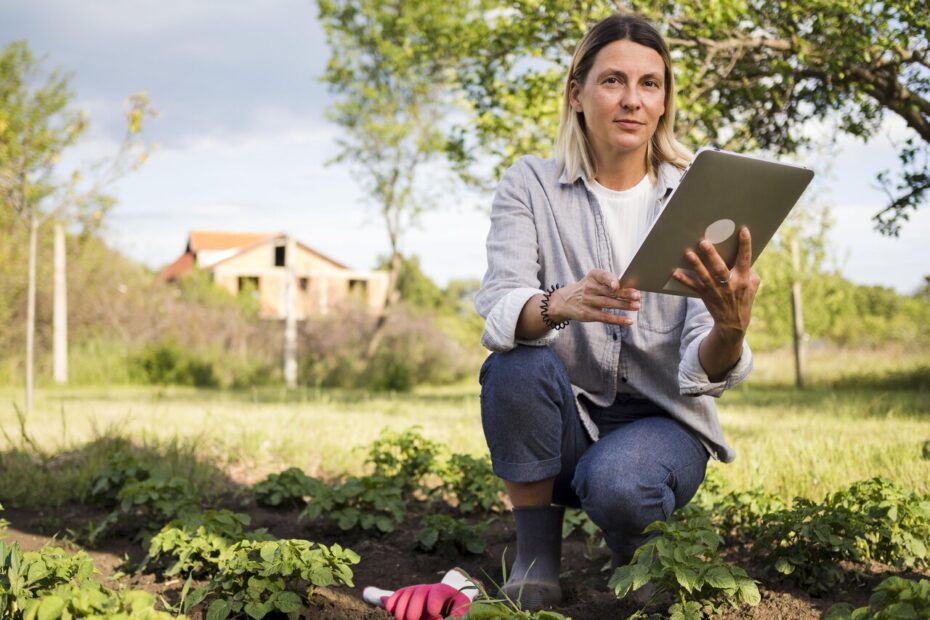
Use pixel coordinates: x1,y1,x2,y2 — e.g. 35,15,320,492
705,218,736,244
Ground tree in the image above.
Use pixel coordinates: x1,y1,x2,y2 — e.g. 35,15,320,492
317,0,480,354
349,0,927,233
0,40,154,413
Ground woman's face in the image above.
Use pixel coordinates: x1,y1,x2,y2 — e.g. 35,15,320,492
570,39,666,166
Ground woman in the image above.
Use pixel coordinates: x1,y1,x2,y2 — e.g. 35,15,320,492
475,13,761,609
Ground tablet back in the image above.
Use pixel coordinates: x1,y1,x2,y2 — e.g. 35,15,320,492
619,148,815,297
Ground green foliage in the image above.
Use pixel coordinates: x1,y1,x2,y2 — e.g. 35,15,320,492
252,467,325,509
609,518,760,617
365,426,440,493
561,509,605,561
299,302,478,390
184,539,359,620
146,510,273,578
84,451,154,508
831,477,930,569
751,496,867,593
0,540,178,619
300,475,406,533
131,340,219,388
826,577,930,620
437,453,506,516
89,474,200,544
462,601,570,619
753,477,930,592
415,514,486,555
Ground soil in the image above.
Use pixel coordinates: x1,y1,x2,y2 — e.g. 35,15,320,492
4,502,928,619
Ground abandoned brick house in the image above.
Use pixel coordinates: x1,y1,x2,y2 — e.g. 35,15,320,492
158,230,388,319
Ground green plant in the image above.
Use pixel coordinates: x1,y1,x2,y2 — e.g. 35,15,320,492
832,477,930,568
610,518,760,618
300,475,406,533
825,577,930,619
438,454,506,515
184,539,359,620
462,601,570,619
89,474,200,544
131,340,219,388
252,467,324,508
562,509,605,561
83,451,154,508
0,540,178,619
751,497,868,593
365,427,441,493
416,514,486,555
146,510,272,577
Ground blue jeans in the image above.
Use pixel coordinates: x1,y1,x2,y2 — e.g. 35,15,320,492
479,345,709,561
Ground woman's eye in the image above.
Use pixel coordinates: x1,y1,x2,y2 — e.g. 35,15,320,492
605,76,621,85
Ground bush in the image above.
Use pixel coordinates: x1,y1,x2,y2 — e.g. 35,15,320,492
299,302,480,390
131,340,218,388
826,577,930,619
252,467,324,508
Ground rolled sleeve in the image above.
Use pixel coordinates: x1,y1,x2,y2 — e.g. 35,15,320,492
481,287,559,352
679,334,753,397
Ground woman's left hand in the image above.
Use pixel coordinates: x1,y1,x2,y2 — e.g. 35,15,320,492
671,226,761,334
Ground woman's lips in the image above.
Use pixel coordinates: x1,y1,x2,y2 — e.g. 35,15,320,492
615,120,644,128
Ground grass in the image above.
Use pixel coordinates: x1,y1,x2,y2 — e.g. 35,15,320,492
0,344,928,507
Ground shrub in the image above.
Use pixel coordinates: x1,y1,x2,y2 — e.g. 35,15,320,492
437,454,506,516
131,340,218,388
88,474,200,544
300,475,406,534
365,427,441,494
146,510,273,577
825,577,930,619
416,514,486,555
610,518,760,618
0,540,178,619
184,539,359,620
252,467,324,509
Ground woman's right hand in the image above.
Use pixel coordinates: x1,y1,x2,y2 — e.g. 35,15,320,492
548,269,640,326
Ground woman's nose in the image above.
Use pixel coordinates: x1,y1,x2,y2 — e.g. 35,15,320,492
619,88,642,110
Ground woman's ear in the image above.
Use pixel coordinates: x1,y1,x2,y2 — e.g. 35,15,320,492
569,79,583,113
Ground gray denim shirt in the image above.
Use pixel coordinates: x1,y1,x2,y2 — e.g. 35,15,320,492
475,156,752,463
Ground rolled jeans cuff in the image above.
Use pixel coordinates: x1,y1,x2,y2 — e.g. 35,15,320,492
489,454,563,483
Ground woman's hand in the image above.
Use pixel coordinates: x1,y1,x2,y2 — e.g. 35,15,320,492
671,226,761,381
548,268,641,326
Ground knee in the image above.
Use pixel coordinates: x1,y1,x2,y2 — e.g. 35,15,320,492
573,465,673,537
480,346,570,412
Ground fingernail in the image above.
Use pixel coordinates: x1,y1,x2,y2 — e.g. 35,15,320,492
741,227,749,237
700,240,711,250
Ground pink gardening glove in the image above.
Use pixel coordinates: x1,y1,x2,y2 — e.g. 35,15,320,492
381,582,471,620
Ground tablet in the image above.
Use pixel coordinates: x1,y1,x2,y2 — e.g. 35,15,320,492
619,148,815,297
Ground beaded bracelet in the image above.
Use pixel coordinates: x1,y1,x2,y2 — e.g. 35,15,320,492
540,284,569,330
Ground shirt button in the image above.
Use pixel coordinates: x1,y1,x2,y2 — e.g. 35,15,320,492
612,332,618,341
621,376,628,383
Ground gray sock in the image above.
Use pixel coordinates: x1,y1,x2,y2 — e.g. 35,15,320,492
500,505,564,610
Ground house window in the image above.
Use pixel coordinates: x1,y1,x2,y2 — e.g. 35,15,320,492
299,277,309,291
349,279,367,299
274,243,286,267
238,276,260,296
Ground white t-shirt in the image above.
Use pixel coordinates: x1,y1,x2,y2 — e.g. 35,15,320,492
589,174,656,275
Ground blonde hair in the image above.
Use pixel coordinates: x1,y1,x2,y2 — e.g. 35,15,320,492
555,14,691,182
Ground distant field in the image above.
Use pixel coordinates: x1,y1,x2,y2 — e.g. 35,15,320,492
1,344,928,505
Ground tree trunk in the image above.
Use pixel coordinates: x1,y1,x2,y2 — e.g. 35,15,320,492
365,249,401,359
790,237,806,389
53,221,68,384
25,213,38,414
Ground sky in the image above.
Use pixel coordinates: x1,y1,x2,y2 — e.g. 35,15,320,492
2,0,928,294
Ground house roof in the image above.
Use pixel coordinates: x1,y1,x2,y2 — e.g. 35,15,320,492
158,251,195,282
187,230,274,253
206,233,351,271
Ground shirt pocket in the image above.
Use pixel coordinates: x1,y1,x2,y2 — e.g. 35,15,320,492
637,292,687,334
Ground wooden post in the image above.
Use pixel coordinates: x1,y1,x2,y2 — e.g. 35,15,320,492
790,237,806,388
283,236,298,389
25,214,38,414
53,222,69,384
